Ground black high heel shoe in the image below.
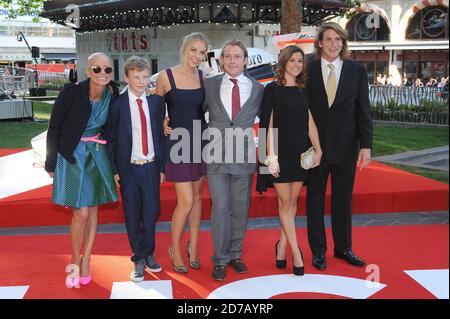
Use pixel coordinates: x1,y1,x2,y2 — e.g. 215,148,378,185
186,241,201,270
275,240,287,269
169,246,188,273
293,247,305,276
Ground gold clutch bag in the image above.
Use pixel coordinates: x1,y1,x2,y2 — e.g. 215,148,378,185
300,147,315,170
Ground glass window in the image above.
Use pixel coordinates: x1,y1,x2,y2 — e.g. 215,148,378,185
377,61,388,78
432,62,446,80
57,28,75,37
366,62,375,84
26,27,43,37
8,25,21,36
420,62,432,81
420,61,446,81
406,6,448,40
347,13,390,41
0,26,8,36
403,61,417,85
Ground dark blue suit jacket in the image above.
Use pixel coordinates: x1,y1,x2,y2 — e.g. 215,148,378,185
105,91,165,183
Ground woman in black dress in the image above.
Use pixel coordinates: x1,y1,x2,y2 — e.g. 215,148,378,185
256,45,322,275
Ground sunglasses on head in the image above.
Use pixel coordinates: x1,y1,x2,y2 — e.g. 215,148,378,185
91,66,113,74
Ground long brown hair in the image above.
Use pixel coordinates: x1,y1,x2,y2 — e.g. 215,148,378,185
274,45,307,89
314,22,349,60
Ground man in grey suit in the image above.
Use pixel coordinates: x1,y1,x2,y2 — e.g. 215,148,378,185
204,39,264,281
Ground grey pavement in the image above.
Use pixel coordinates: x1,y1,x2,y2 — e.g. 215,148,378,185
0,211,447,236
374,145,449,172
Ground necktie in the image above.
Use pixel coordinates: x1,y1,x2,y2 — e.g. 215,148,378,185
230,78,241,120
136,98,149,156
326,63,337,107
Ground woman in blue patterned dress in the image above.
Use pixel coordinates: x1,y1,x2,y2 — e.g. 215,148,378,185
156,33,208,273
45,52,118,288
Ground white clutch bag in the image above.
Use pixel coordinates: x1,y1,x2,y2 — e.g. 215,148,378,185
300,147,315,170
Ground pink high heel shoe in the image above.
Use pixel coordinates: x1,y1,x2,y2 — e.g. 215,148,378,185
65,264,80,288
79,257,92,286
79,268,92,286
79,274,91,286
66,275,80,288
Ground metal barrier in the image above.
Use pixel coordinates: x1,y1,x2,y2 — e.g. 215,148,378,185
369,85,448,106
0,66,69,99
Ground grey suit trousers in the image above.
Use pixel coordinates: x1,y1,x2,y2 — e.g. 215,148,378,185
208,172,253,266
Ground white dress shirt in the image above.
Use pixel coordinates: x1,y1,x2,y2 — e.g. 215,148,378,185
220,72,252,120
321,57,343,90
128,90,155,160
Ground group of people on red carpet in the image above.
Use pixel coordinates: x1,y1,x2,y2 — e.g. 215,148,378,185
45,22,373,288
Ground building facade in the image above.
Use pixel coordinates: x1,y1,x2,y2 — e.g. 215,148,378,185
335,0,449,85
0,5,75,68
40,0,449,86
41,0,348,83
75,22,283,82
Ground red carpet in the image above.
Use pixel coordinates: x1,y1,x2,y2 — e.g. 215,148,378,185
0,148,448,228
0,148,28,157
0,225,448,299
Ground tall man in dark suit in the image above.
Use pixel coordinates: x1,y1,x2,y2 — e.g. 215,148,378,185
306,22,373,270
106,56,165,282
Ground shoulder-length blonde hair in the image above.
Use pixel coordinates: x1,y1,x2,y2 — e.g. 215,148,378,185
179,32,209,65
274,45,307,89
314,22,349,60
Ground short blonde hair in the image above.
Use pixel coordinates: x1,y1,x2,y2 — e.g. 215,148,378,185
220,39,249,70
124,56,150,76
314,22,349,60
179,32,209,65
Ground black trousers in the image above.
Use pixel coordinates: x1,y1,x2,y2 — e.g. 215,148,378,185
306,160,357,256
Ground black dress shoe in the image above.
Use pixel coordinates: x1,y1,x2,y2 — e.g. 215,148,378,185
212,265,227,281
334,250,366,267
293,247,304,276
229,259,248,274
312,254,326,270
275,240,287,269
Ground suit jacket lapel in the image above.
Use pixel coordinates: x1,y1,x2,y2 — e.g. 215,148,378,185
335,59,349,99
146,96,159,149
312,60,329,109
124,91,133,139
315,61,328,98
80,79,91,111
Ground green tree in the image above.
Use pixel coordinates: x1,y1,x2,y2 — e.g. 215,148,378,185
0,0,44,21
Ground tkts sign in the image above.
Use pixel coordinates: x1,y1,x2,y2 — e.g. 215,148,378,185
108,30,150,53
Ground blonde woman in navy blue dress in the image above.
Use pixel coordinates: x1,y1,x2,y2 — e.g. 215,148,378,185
45,53,118,287
156,33,209,273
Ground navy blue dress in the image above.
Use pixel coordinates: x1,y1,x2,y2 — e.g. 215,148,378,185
164,68,207,182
